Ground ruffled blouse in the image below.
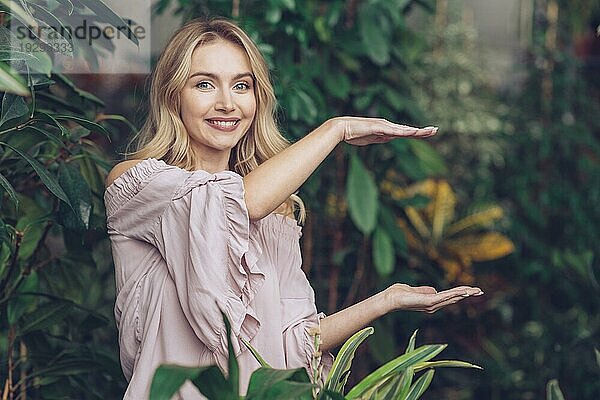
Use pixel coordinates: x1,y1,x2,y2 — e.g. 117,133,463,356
103,158,334,399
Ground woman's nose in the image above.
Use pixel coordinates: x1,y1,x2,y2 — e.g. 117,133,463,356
214,89,235,112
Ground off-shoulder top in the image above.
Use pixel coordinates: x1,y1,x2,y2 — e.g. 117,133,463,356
103,158,334,399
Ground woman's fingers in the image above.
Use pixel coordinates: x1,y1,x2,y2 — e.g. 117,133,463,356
424,286,483,313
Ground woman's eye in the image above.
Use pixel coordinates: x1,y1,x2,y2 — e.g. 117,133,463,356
196,81,212,89
234,82,250,91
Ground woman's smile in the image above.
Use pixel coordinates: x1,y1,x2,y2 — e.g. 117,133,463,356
205,117,241,132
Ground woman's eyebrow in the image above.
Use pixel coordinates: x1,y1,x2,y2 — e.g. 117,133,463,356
188,71,254,81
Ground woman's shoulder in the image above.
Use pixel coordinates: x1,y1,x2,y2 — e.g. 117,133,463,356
105,159,146,188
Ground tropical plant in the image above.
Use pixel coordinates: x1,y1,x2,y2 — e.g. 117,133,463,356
0,1,139,398
150,311,482,400
380,176,514,283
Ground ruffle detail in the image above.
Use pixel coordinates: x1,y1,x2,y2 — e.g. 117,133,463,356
104,158,172,219
171,168,265,365
257,212,302,240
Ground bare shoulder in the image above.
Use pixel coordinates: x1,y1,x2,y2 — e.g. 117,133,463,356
105,159,145,188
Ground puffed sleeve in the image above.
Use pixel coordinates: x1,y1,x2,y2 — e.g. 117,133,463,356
270,217,335,379
150,169,265,372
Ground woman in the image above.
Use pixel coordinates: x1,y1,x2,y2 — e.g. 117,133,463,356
103,18,483,399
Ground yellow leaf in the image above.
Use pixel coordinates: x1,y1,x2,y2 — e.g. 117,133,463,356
405,206,431,239
445,206,504,237
431,180,456,242
445,232,514,262
396,218,424,251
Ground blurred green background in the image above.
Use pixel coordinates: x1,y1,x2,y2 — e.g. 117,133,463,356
1,0,598,399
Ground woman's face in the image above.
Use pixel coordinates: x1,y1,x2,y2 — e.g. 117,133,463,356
180,39,257,167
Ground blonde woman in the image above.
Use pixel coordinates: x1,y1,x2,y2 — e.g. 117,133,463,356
103,18,483,399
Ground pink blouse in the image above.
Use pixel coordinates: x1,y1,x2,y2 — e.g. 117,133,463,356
103,158,334,399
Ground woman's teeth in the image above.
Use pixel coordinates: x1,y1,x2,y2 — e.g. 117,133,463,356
208,120,238,127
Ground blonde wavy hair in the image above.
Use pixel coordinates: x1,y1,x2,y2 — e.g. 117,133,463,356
124,18,305,223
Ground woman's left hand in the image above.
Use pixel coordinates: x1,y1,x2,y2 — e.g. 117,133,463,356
384,283,483,314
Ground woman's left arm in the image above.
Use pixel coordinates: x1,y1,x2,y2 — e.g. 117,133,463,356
318,283,483,351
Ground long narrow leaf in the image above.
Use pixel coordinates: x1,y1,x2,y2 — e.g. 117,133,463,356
241,336,272,368
413,360,483,373
0,141,72,207
0,172,19,208
346,344,446,399
406,330,418,354
222,310,239,397
405,370,434,400
546,379,566,400
324,326,374,393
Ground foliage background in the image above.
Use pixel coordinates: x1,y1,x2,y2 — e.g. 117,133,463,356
1,0,598,399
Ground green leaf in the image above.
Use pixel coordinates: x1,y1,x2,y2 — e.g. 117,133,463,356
324,71,351,100
346,153,379,234
58,162,92,230
7,271,39,325
405,369,434,400
190,366,232,400
324,326,374,394
242,336,272,368
253,379,314,399
373,228,394,276
54,114,110,140
223,310,239,397
546,379,566,400
0,92,28,128
346,344,446,399
406,330,418,353
0,141,72,206
358,5,390,65
378,205,407,255
78,0,139,46
408,140,447,176
150,364,222,400
18,300,72,335
413,360,483,372
246,367,311,400
0,0,37,28
0,172,19,208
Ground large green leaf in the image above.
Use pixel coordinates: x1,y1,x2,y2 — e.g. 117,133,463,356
150,364,227,400
346,153,379,234
324,326,374,394
245,368,312,400
373,227,394,276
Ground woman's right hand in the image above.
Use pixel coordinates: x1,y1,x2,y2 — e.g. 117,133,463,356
327,116,438,146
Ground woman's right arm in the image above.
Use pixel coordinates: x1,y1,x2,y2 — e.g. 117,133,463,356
243,117,437,220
